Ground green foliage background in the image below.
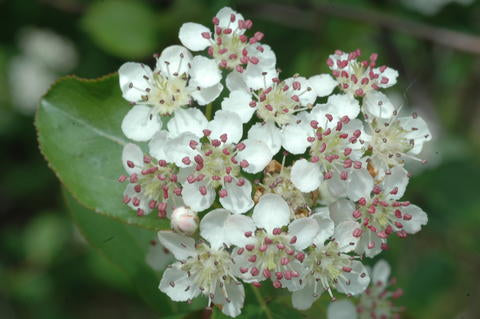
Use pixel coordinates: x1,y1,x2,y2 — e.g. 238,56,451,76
1,0,480,318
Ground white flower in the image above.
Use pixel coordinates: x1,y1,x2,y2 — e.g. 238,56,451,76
329,167,428,258
170,206,199,235
179,7,276,73
283,97,365,193
119,45,223,141
229,194,321,291
364,110,432,173
146,238,175,272
158,212,245,317
119,143,184,217
326,49,398,98
165,110,271,213
291,210,369,310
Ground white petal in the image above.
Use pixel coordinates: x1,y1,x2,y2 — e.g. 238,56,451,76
122,143,144,175
327,300,358,319
121,105,162,141
208,110,243,144
166,132,199,168
191,82,223,106
288,217,320,250
248,121,282,155
157,231,196,260
346,169,373,202
226,71,248,92
326,173,347,199
220,283,245,317
401,115,432,155
123,183,151,214
243,66,277,90
224,214,256,247
327,93,360,120
311,208,335,246
221,90,255,123
216,7,245,32
363,91,395,119
145,241,174,271
181,181,215,212
236,139,273,174
252,194,290,233
292,284,319,310
118,62,153,102
336,260,370,295
291,159,322,192
178,22,211,51
167,107,207,138
190,56,221,88
401,204,428,234
157,45,192,77
383,166,409,200
219,179,254,214
375,67,398,88
355,234,383,258
148,130,169,162
329,199,356,225
159,265,199,301
372,259,390,286
281,121,312,155
246,43,276,69
334,220,360,253
309,74,338,97
199,208,230,250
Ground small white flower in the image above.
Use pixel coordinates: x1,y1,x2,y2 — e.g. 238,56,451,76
364,110,432,173
119,45,223,141
179,7,276,73
119,143,183,217
229,194,320,291
329,167,428,258
158,212,245,317
170,206,199,235
291,210,369,310
326,49,398,98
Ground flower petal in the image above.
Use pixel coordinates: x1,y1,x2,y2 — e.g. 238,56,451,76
199,208,230,250
246,43,276,69
281,120,312,155
401,204,428,234
216,7,245,32
157,231,196,260
148,130,169,161
243,66,277,90
346,169,373,202
383,166,409,200
226,71,248,92
372,259,390,286
236,138,273,174
178,22,211,51
221,90,255,123
159,265,200,301
334,220,360,253
118,62,153,102
167,107,207,138
311,208,335,246
363,91,395,119
291,159,322,192
248,121,282,155
224,214,256,247
190,56,221,88
284,76,317,106
329,199,356,225
190,82,224,106
219,179,254,214
122,143,144,175
327,93,360,120
309,74,338,97
336,260,370,295
217,282,245,317
181,181,215,212
157,45,192,77
292,284,319,310
208,110,243,144
121,105,162,141
166,132,199,168
288,217,320,250
252,194,290,233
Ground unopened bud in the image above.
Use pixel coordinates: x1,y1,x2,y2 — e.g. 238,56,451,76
170,207,198,235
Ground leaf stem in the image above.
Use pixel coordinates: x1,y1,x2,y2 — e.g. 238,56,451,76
251,285,273,319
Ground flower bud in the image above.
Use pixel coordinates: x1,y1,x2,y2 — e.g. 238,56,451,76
170,207,198,235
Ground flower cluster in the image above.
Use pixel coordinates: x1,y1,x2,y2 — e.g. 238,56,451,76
116,7,431,317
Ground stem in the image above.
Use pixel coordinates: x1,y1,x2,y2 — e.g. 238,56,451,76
251,285,273,319
205,103,213,121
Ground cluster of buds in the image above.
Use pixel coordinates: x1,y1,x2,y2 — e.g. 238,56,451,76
116,7,431,318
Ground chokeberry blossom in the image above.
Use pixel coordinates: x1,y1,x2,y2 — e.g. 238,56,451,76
158,215,245,317
291,209,370,310
330,167,428,257
327,260,403,319
119,45,223,141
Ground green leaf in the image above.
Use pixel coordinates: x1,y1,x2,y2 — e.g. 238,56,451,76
82,0,158,58
35,74,169,230
63,189,174,315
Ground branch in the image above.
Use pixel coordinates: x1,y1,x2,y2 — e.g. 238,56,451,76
246,2,480,55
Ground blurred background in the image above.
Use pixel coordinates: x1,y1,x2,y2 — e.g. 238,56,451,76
1,0,479,318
